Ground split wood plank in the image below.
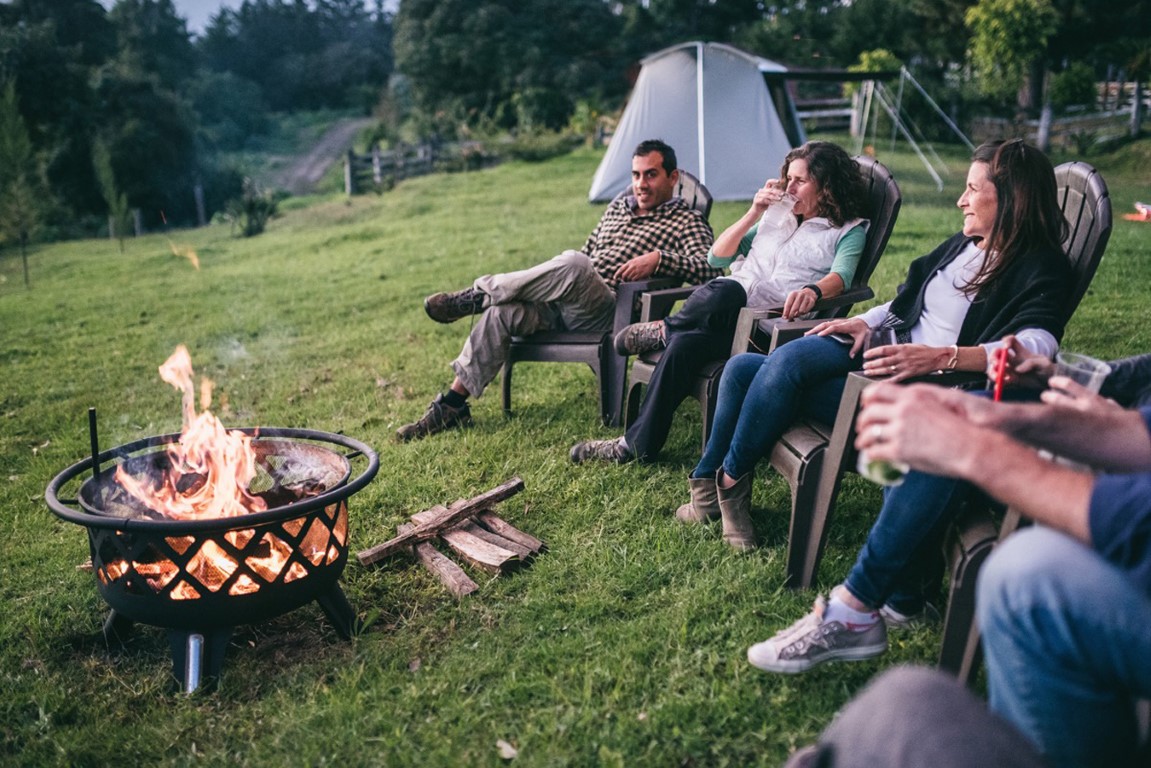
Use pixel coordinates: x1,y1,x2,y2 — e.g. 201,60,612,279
476,511,547,554
397,523,478,598
357,476,525,566
412,505,522,575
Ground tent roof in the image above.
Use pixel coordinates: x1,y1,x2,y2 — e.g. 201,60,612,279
589,41,801,203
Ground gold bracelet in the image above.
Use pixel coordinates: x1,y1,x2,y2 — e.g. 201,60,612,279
946,344,960,370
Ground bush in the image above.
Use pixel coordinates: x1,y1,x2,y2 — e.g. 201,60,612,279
1050,62,1098,114
500,130,581,163
224,178,283,237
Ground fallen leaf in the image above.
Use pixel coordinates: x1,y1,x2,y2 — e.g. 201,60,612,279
496,739,517,760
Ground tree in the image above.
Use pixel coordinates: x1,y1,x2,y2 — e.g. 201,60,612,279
92,139,133,252
108,0,199,91
394,0,624,133
0,81,49,287
965,0,1059,111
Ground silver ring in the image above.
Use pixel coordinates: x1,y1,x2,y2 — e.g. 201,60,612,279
890,364,897,373
871,425,884,441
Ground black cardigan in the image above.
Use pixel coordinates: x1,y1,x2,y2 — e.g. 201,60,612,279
888,232,1073,346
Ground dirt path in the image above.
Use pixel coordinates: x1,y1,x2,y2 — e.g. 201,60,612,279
273,117,376,195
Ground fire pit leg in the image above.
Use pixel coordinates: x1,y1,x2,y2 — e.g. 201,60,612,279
102,610,135,647
168,628,232,693
315,584,359,640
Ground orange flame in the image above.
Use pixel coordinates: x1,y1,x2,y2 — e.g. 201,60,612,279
115,345,267,520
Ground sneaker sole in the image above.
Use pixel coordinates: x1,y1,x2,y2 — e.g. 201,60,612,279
747,642,886,674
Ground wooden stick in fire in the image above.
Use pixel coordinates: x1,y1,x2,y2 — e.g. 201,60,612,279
356,476,525,566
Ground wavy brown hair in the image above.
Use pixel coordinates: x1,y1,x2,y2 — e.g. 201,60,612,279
779,141,868,227
963,139,1067,296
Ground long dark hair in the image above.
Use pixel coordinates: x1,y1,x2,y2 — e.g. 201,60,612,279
964,139,1067,295
779,141,867,227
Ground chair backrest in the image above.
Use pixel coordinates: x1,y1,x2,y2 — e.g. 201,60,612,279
1054,161,1112,318
848,155,902,297
676,170,714,220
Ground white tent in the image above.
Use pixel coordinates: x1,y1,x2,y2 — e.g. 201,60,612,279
589,42,804,203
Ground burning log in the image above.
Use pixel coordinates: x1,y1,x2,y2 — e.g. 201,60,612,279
397,523,478,598
356,477,525,566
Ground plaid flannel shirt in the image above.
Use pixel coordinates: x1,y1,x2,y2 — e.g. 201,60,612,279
582,195,720,290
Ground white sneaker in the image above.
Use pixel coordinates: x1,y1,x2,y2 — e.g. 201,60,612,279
748,596,888,674
879,602,941,631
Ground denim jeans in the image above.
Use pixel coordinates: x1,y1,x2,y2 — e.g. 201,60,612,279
978,527,1151,768
692,334,860,480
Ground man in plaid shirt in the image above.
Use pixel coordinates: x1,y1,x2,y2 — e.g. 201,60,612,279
398,139,719,442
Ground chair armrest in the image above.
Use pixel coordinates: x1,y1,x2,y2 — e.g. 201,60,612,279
614,278,679,333
731,306,781,355
638,286,700,322
768,320,824,352
814,286,874,316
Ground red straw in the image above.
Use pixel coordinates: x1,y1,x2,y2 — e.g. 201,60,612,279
993,346,1008,402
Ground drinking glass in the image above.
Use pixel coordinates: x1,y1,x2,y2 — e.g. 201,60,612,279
1054,351,1111,393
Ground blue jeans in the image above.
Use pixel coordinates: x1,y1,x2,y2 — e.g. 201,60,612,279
692,335,860,480
842,388,1041,614
979,527,1151,768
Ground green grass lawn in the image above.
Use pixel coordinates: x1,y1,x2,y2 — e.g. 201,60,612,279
2,136,1148,767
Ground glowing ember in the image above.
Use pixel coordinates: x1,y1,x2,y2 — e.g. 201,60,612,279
115,345,267,521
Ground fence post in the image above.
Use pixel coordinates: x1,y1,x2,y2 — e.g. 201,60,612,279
345,150,355,195
371,144,382,187
193,182,206,227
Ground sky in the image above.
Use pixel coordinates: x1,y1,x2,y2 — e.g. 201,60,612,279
98,0,398,36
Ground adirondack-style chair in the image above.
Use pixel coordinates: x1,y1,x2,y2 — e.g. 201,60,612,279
500,171,713,427
622,155,902,449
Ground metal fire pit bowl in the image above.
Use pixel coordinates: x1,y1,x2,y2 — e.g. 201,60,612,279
45,427,379,690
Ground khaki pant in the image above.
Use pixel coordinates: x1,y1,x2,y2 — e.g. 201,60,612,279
451,250,615,398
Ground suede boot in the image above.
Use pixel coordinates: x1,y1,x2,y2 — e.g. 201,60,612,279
716,471,756,551
675,474,721,523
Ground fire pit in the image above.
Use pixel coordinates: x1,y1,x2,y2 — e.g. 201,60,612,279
45,424,379,691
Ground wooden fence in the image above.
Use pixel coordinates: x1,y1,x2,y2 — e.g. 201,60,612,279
344,143,437,195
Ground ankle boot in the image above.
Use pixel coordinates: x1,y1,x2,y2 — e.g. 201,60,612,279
675,474,721,523
716,471,756,551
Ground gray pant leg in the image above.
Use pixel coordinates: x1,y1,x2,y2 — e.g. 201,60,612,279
453,251,615,398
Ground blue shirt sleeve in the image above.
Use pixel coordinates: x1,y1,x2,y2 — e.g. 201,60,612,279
1087,407,1151,595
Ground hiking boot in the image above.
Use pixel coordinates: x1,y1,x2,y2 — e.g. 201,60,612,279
716,471,756,550
424,288,486,323
747,596,887,674
879,602,941,631
614,320,666,356
675,474,720,523
396,394,474,442
570,437,633,464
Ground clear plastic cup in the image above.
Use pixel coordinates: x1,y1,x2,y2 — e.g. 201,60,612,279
1054,351,1111,393
761,193,797,230
856,451,909,486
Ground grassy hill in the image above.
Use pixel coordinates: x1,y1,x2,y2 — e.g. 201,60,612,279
1,137,1148,766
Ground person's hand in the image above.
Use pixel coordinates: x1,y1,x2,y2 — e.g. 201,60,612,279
855,383,991,475
1041,374,1122,413
751,179,785,215
615,250,660,282
781,285,819,320
805,316,870,357
862,343,950,382
987,334,1053,390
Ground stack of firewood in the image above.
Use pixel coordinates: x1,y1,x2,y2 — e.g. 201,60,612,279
356,477,544,597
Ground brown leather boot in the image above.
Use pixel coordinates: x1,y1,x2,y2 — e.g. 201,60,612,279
675,474,720,523
716,471,756,551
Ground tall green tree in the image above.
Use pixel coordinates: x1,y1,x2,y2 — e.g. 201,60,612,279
0,81,48,287
92,139,133,252
966,0,1059,110
394,0,624,133
108,0,198,91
